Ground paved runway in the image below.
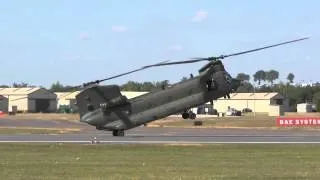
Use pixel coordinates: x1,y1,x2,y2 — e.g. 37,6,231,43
1,127,320,144
1,118,320,144
0,117,89,129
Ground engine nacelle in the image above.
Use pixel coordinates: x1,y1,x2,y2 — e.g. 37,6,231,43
100,95,128,109
99,95,131,115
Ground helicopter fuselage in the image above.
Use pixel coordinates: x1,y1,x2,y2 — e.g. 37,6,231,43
77,64,235,132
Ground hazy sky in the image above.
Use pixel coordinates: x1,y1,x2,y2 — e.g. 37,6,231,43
1,0,319,88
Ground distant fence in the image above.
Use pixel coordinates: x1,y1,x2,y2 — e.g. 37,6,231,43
284,112,320,117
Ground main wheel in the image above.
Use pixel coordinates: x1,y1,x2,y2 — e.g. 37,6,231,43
189,113,196,119
112,130,125,136
118,130,125,136
182,112,189,119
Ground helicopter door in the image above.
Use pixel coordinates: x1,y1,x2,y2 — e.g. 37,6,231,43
206,78,218,91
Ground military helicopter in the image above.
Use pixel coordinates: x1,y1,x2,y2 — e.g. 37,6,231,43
69,37,308,136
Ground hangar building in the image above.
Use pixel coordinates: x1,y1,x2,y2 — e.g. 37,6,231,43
56,91,80,110
0,95,8,113
0,87,57,113
213,92,289,114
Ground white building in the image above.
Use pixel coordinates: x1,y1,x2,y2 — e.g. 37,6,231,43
0,87,57,113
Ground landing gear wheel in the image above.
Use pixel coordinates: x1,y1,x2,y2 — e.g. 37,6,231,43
118,130,125,136
112,130,125,136
182,112,189,119
189,113,196,119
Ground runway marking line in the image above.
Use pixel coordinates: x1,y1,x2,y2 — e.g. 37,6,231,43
0,141,319,144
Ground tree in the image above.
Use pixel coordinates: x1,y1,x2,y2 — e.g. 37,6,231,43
120,80,171,91
313,91,320,103
50,81,64,92
253,70,266,85
154,80,170,89
236,82,254,93
265,70,279,85
256,84,273,92
12,82,36,88
287,73,295,83
12,82,29,87
120,81,142,91
141,82,155,91
49,81,76,92
236,73,250,82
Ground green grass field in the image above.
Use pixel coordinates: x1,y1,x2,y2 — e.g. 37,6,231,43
1,143,319,180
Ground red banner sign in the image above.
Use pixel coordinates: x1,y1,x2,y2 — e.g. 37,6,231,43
0,111,4,118
276,117,320,126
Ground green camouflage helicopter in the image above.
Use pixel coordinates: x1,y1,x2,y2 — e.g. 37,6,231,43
69,37,308,136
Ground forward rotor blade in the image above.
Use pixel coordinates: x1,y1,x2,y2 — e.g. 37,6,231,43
143,37,309,67
142,59,208,67
219,37,309,59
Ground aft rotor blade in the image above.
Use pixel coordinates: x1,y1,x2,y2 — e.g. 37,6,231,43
64,60,171,89
98,60,170,83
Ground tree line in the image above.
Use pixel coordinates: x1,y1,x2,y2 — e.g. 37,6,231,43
236,69,294,85
227,70,320,111
0,82,37,88
46,80,172,92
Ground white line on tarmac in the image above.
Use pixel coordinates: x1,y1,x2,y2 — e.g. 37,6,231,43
0,141,319,144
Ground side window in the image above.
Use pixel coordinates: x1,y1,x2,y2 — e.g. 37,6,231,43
87,104,94,111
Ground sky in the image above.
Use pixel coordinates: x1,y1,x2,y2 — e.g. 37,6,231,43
0,0,319,88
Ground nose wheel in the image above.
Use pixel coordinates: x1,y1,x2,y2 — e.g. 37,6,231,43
112,130,125,136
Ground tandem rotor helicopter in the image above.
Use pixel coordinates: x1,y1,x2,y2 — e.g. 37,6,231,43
68,37,308,136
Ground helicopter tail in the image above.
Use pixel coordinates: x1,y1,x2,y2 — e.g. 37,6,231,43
75,85,123,117
75,85,136,129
